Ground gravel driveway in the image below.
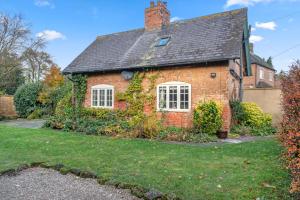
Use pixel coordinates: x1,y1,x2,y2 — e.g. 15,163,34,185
0,168,140,200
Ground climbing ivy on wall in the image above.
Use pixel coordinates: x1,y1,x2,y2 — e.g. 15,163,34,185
72,74,87,117
116,72,161,138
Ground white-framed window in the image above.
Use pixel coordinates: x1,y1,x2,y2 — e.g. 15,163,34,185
269,72,273,81
157,82,191,112
91,84,114,108
259,69,264,79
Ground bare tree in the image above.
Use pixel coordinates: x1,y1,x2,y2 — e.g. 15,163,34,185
22,39,53,83
0,12,54,86
0,13,30,56
0,13,30,82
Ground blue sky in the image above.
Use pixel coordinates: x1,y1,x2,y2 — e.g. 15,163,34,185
1,0,299,71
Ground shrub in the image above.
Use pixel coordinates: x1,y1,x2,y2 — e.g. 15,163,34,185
40,80,72,116
45,92,74,130
142,114,161,139
27,108,43,120
241,102,272,128
230,125,251,136
230,100,246,125
230,101,275,136
279,61,300,195
250,125,276,136
231,124,276,136
44,116,65,129
82,108,125,121
46,101,131,136
14,83,42,118
157,127,217,143
55,92,73,118
38,65,65,105
193,101,223,135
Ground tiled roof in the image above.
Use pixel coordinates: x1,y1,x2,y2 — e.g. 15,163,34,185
64,8,247,74
257,81,273,88
251,53,275,71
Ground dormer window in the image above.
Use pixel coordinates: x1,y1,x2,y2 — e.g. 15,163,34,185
156,37,170,47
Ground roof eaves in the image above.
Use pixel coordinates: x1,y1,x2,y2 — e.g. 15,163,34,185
62,58,233,75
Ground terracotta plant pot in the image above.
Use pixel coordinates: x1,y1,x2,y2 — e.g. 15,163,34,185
217,131,228,139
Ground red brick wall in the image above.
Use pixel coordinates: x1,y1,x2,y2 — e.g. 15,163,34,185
85,63,234,131
256,65,275,87
243,64,257,88
0,96,17,117
228,60,241,101
145,1,170,31
243,64,275,88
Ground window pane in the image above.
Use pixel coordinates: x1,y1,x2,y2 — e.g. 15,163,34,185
159,86,167,109
260,70,264,79
99,89,105,106
106,89,113,107
180,86,189,109
169,86,178,109
92,89,98,107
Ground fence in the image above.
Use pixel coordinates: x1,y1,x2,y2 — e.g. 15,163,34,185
243,88,282,126
0,95,17,117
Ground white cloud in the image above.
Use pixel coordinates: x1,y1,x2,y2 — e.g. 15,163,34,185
251,27,256,32
250,35,264,43
36,30,66,41
255,21,277,30
225,0,269,8
288,18,294,23
170,17,182,22
224,0,299,8
35,0,54,8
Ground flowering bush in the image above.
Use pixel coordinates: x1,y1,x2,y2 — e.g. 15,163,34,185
193,101,223,135
279,61,300,195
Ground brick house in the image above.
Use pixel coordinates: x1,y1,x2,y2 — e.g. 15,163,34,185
63,1,253,132
243,45,276,88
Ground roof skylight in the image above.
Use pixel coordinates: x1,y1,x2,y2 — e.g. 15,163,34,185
156,37,170,47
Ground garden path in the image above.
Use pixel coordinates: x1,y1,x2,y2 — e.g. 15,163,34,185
0,119,45,129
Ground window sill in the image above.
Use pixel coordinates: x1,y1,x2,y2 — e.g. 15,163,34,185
91,106,114,109
157,109,191,113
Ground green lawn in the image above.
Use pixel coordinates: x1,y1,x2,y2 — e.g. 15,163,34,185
0,125,291,200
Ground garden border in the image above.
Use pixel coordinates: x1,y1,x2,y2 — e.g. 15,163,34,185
0,162,181,200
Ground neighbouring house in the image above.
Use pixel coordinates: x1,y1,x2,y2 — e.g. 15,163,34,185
243,44,276,89
63,1,253,132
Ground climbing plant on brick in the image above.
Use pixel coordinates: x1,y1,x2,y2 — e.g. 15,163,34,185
116,72,161,138
72,74,87,117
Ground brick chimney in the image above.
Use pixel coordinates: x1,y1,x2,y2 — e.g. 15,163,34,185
145,1,170,31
